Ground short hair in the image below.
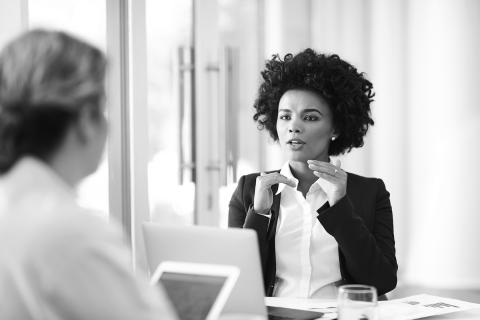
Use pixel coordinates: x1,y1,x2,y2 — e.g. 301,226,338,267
0,29,107,173
253,48,375,156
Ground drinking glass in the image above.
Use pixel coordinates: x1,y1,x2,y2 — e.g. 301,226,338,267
337,284,378,320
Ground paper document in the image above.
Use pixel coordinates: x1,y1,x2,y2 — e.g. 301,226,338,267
266,294,480,319
378,294,480,320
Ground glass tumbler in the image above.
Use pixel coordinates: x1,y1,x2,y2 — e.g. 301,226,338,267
337,284,378,320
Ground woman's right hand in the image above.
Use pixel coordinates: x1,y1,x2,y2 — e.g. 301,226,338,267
253,172,296,214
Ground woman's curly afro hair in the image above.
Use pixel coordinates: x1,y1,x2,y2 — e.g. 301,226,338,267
253,48,375,156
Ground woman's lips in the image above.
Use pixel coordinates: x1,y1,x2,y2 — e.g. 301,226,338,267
287,139,305,150
287,138,305,145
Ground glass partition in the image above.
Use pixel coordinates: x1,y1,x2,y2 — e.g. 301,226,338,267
145,0,195,225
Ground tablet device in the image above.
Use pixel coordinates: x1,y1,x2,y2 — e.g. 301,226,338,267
150,261,240,320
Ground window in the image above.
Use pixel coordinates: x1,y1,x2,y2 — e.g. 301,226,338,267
145,0,195,225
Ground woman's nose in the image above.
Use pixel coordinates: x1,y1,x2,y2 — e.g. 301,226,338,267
287,116,302,133
288,121,302,133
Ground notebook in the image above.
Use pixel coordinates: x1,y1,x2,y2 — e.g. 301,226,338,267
151,261,239,320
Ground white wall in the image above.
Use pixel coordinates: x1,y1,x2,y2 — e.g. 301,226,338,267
262,0,312,171
0,0,27,48
368,0,408,286
404,0,480,288
310,0,373,177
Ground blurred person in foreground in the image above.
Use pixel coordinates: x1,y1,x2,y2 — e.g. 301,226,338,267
229,48,397,299
0,29,176,319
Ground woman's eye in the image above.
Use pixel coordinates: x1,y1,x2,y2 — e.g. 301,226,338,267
279,114,291,120
304,114,318,121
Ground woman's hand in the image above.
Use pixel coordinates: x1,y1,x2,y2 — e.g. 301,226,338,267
253,172,296,214
307,159,347,206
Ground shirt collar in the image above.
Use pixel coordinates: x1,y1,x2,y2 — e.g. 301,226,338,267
276,162,298,195
275,159,334,195
0,156,76,201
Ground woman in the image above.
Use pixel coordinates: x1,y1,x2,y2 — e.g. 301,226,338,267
0,30,176,319
229,48,397,299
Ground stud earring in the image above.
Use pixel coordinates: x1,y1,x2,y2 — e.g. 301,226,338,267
331,136,336,141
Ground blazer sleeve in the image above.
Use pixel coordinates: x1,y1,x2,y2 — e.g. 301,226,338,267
228,175,270,265
228,175,248,227
317,178,397,295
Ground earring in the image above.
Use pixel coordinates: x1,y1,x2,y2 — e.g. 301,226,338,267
331,136,336,141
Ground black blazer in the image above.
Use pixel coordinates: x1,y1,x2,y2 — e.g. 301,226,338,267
228,171,397,297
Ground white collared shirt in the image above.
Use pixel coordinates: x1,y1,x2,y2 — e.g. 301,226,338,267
273,162,342,298
0,157,177,320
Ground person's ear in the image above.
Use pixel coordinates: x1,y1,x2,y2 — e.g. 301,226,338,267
73,108,96,145
331,130,339,141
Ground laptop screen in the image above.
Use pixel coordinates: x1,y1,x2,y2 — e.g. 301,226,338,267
158,272,228,320
150,261,239,320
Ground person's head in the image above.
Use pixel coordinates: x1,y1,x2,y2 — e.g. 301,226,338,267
253,48,374,162
0,29,107,179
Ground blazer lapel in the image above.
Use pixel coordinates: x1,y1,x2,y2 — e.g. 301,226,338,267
267,187,281,241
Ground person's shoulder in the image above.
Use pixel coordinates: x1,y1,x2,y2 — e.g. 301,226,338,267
33,205,124,255
0,204,123,268
346,172,387,191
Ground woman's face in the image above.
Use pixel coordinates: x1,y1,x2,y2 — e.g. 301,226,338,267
276,89,335,163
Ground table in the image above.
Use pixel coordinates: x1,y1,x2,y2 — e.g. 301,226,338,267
431,309,480,319
265,296,480,319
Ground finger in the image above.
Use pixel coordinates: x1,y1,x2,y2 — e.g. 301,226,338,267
307,162,330,170
308,163,339,176
258,172,296,188
270,173,296,188
308,161,344,176
307,162,332,173
313,170,340,182
281,177,297,188
307,160,337,170
258,171,275,181
307,159,330,166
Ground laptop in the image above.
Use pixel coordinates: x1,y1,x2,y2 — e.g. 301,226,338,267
143,224,267,318
143,224,326,320
150,261,239,320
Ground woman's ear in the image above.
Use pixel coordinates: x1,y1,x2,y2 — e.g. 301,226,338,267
73,108,96,145
331,129,339,141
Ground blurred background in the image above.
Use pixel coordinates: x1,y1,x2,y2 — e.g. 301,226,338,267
1,0,479,301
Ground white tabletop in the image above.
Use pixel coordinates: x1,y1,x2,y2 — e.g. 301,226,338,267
265,295,480,320
430,308,480,319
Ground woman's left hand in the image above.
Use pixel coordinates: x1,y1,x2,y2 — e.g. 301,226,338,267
307,159,347,206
